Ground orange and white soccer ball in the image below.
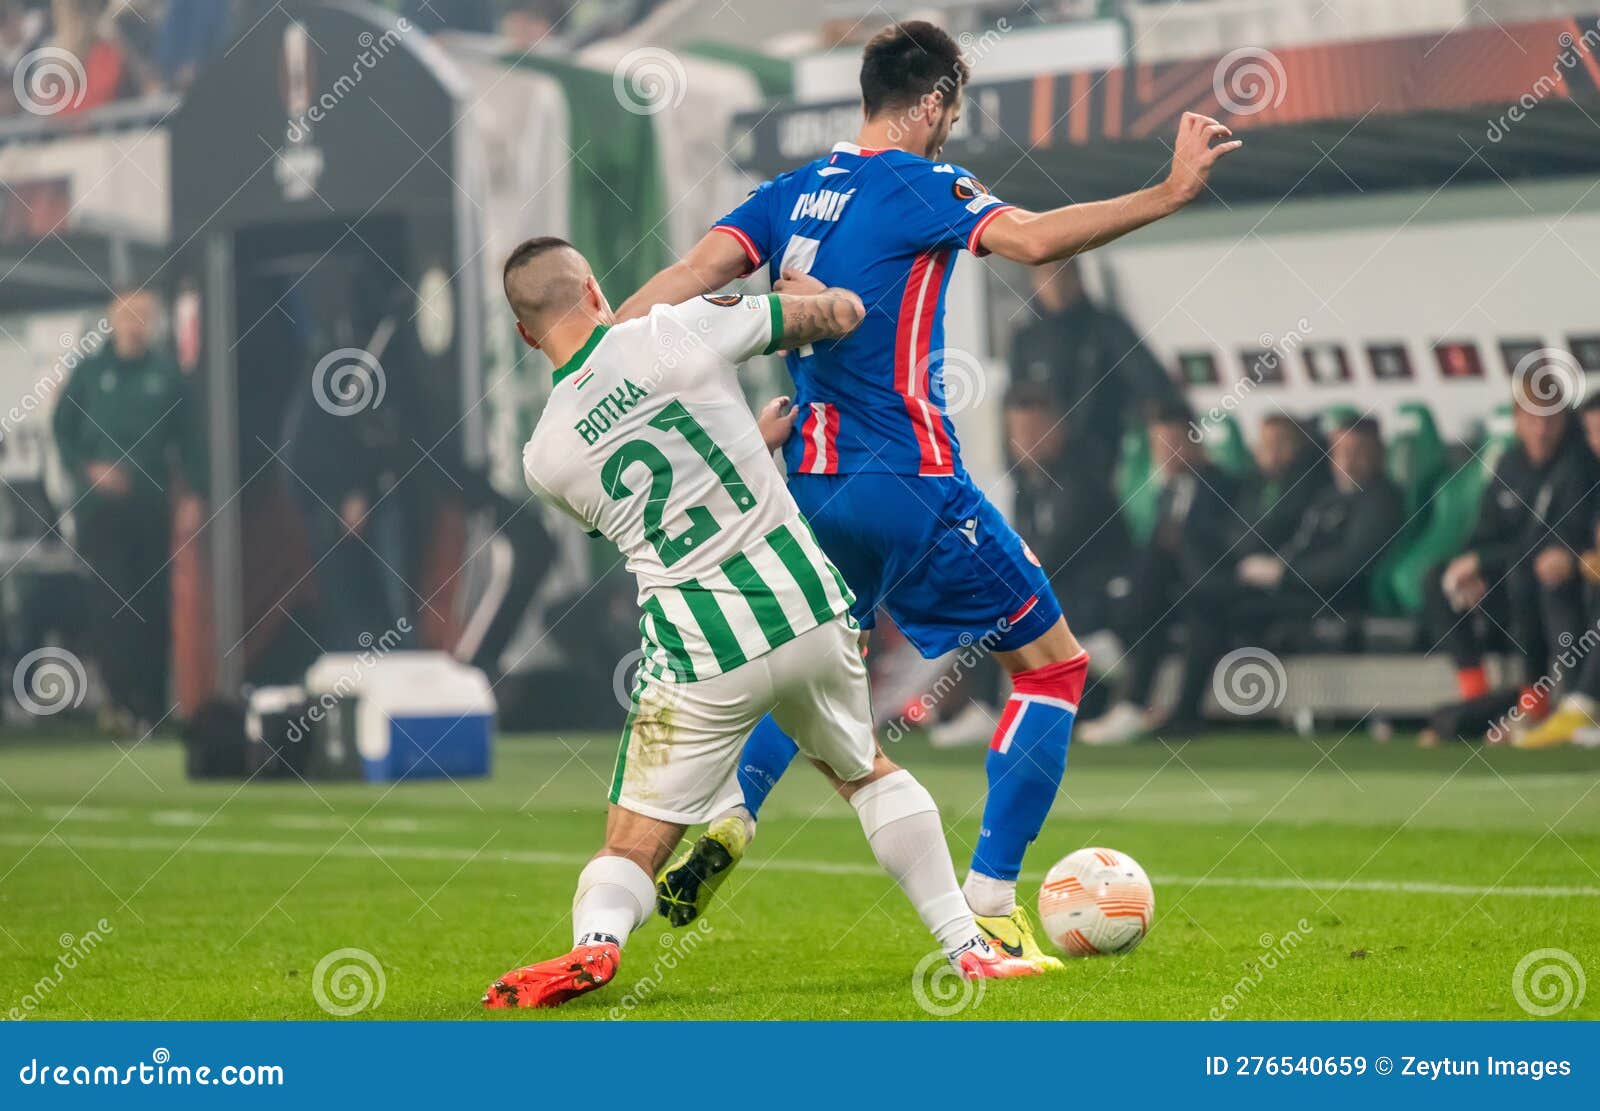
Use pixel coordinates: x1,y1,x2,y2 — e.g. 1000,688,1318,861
1038,847,1154,956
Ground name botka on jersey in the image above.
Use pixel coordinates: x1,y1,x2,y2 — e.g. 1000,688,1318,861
574,379,651,445
790,188,854,223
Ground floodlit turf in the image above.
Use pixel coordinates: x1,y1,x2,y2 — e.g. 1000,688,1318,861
0,729,1595,1021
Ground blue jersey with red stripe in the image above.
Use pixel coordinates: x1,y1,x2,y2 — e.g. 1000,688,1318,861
713,141,1013,478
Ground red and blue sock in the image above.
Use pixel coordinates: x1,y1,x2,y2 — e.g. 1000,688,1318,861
971,651,1089,883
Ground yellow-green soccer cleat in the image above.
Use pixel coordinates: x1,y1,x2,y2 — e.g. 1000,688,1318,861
975,905,1066,973
1513,697,1596,750
656,816,748,927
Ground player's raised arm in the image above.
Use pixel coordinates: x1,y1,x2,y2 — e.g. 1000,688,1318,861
977,112,1243,265
616,229,754,322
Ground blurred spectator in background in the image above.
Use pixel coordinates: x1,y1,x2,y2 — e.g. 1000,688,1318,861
1235,412,1329,555
1079,396,1241,744
1232,417,1401,622
929,381,1132,746
152,0,230,90
1008,258,1176,482
1423,380,1594,735
1002,380,1129,643
45,0,133,113
280,282,417,653
499,1,566,48
0,1,48,115
1517,393,1600,748
52,289,183,729
403,0,495,33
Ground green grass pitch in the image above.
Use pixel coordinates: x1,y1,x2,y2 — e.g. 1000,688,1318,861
0,730,1595,1021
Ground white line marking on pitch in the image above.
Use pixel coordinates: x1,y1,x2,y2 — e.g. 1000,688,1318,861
0,831,1595,898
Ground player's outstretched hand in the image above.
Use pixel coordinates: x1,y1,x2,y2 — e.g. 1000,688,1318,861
774,269,826,295
757,395,798,451
1164,111,1243,206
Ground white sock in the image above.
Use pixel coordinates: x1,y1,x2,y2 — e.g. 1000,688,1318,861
571,855,655,948
962,869,1017,918
849,770,976,954
711,804,756,844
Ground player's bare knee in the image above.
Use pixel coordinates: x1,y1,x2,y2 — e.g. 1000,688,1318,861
819,749,899,800
996,616,1084,674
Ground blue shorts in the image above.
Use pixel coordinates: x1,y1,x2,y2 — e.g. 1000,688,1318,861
788,472,1062,659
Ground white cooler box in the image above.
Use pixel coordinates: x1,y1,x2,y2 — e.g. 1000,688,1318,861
304,652,495,782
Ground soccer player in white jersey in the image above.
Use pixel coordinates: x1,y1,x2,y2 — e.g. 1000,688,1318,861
483,237,1036,1008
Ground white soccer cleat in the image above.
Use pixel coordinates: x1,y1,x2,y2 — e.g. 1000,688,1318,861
928,701,997,749
1076,701,1149,746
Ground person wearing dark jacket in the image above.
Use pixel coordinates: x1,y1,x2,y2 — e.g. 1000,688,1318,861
51,290,185,727
928,381,1135,747
1236,413,1330,555
1007,260,1178,482
1231,417,1403,619
1423,382,1595,727
1079,397,1241,744
1004,382,1130,634
1510,393,1600,748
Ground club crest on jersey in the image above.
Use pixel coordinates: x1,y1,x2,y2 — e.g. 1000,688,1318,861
702,294,744,307
789,188,854,223
574,378,651,445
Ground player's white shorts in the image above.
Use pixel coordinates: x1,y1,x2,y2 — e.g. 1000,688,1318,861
609,615,874,824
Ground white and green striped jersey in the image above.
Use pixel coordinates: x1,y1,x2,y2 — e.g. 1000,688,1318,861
522,295,855,683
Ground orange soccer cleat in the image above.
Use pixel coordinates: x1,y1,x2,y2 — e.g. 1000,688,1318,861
482,939,621,1009
951,936,1041,980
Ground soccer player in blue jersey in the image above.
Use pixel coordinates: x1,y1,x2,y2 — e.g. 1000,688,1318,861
616,20,1241,968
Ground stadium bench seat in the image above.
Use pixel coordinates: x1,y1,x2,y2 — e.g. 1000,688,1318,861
1116,425,1162,545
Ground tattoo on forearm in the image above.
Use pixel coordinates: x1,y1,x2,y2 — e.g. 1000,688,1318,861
777,291,862,347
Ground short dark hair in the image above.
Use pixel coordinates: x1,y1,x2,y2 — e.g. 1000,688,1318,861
1004,381,1057,412
859,21,969,118
1145,394,1196,427
1339,416,1383,445
503,235,575,284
